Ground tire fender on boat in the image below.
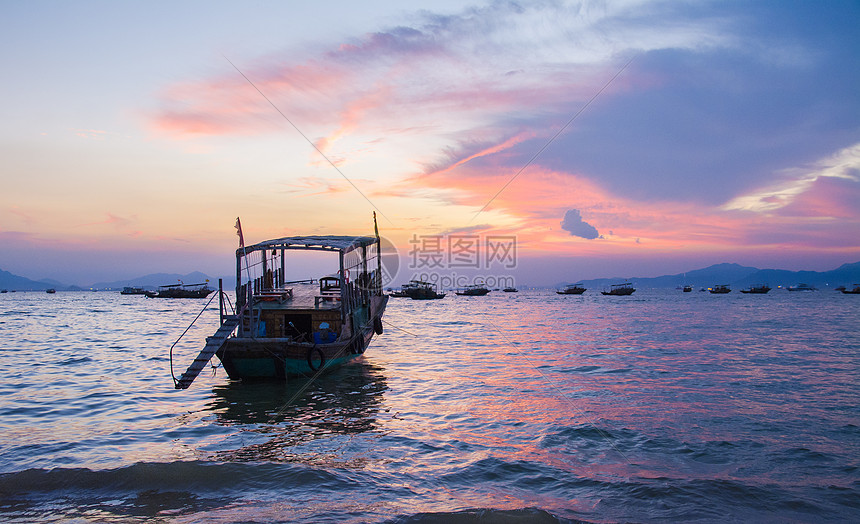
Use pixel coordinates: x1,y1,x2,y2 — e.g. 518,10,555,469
307,347,326,372
373,316,383,335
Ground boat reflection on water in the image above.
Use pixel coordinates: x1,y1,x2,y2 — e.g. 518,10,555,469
203,362,388,463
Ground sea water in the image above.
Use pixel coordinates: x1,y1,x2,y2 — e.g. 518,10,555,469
0,289,858,523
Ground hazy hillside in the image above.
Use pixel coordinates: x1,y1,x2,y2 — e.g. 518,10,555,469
560,261,860,290
0,269,55,291
4,261,859,292
89,272,217,290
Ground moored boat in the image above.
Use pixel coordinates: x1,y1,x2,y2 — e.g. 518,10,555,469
557,283,586,295
709,284,731,294
400,280,445,300
45,288,56,294
173,215,388,389
388,286,409,297
154,282,213,298
740,284,770,294
601,282,635,296
503,287,518,292
842,284,860,295
121,286,149,295
682,285,692,292
787,283,817,291
455,283,490,296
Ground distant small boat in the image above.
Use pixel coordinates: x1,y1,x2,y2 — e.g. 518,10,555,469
787,283,817,291
1,289,7,293
154,282,213,298
601,283,635,296
503,287,518,292
557,283,586,295
45,288,56,294
841,284,860,295
682,285,692,292
398,280,446,300
740,284,770,294
709,284,731,294
456,284,490,296
121,286,149,295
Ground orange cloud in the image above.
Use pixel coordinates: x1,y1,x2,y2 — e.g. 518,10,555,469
278,176,352,197
399,157,854,258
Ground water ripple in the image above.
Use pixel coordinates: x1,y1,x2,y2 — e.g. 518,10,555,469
0,289,857,523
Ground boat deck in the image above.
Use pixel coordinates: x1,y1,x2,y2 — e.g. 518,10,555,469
251,283,341,311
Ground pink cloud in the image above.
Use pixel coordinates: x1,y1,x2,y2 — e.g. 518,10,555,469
148,16,642,151
80,213,137,230
8,207,37,226
142,4,858,267
278,177,351,197
401,156,859,257
776,175,860,219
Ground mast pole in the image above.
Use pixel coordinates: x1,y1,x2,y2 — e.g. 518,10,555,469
374,212,382,294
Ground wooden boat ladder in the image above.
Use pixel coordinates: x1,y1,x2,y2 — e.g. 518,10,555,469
174,315,240,389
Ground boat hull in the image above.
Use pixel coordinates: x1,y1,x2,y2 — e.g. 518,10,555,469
217,322,378,380
216,295,387,381
156,289,213,298
601,289,634,295
406,289,445,300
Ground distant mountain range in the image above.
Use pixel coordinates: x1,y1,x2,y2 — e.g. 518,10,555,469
0,269,58,291
0,269,227,291
561,261,860,290
2,261,859,291
89,272,217,290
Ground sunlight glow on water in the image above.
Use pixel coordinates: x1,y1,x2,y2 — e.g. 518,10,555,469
0,289,858,522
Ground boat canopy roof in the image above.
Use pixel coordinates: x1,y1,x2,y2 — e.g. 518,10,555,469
239,235,378,255
158,282,209,288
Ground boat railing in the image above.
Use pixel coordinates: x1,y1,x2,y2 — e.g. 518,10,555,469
169,288,225,387
218,279,234,324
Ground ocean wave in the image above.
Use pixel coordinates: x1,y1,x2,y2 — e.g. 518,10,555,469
0,461,354,508
383,508,582,523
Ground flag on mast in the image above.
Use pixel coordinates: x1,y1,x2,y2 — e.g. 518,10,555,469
235,217,245,248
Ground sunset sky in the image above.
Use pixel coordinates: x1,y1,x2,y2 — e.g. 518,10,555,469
2,0,858,286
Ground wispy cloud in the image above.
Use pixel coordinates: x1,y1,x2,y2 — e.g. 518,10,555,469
73,129,127,140
78,213,142,237
146,0,859,263
278,176,352,197
7,207,37,227
722,143,860,216
150,1,729,156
